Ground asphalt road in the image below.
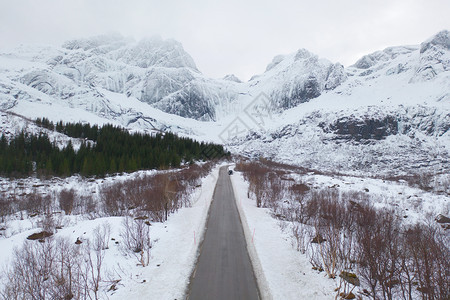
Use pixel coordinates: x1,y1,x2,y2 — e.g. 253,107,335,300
187,166,260,300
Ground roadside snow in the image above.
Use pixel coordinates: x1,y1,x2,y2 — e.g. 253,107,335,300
109,164,221,299
230,167,336,300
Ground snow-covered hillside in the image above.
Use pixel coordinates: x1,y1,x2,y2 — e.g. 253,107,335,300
229,30,450,176
0,32,350,124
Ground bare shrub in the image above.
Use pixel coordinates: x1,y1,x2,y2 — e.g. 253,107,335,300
100,222,111,250
289,183,311,224
0,195,11,222
356,210,402,300
404,224,449,300
20,191,52,216
1,239,56,299
99,162,215,220
100,183,127,216
300,190,356,278
121,216,152,267
308,238,324,272
237,161,271,207
59,188,75,215
408,172,434,192
1,238,81,299
1,236,108,299
51,238,85,299
263,172,284,209
236,162,285,209
86,227,108,299
39,212,56,233
315,225,341,279
398,235,418,300
74,194,97,217
291,222,313,254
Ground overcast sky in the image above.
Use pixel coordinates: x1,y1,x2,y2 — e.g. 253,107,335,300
1,0,449,80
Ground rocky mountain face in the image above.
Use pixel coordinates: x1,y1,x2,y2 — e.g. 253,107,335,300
249,48,347,111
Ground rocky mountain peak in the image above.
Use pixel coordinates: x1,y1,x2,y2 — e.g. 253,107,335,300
352,46,418,70
110,36,198,70
256,48,346,111
223,74,242,83
420,30,450,53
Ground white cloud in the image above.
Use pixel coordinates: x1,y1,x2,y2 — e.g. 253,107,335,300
0,0,449,80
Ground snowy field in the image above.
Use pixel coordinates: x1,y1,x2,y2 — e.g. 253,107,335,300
229,164,449,299
0,164,223,299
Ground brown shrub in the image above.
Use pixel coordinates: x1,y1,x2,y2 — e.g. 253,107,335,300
99,162,215,220
27,231,53,240
59,188,75,215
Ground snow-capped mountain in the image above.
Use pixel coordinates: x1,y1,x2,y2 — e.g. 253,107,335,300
0,33,349,124
230,30,449,176
0,30,449,176
0,34,238,122
248,48,346,111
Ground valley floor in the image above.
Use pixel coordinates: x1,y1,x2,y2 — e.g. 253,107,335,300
1,162,448,299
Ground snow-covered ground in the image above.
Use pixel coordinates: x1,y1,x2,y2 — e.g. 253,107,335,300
229,163,449,299
0,163,224,299
108,164,221,299
295,172,449,224
230,166,336,299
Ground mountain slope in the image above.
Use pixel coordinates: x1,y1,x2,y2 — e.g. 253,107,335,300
0,33,349,124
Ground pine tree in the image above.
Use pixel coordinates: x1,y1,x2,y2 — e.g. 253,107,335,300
109,158,117,174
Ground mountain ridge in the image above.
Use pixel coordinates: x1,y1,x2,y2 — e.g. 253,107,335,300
0,30,449,176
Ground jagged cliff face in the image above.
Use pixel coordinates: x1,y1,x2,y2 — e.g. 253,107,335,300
351,30,450,84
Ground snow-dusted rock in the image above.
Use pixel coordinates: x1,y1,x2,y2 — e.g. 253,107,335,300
223,74,242,83
250,48,347,111
0,34,236,121
411,30,450,82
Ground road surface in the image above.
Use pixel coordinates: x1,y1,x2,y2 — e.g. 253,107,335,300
187,166,259,300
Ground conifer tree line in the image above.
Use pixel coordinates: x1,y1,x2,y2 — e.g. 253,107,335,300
0,118,229,177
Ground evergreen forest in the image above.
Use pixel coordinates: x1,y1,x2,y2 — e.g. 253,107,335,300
0,118,228,177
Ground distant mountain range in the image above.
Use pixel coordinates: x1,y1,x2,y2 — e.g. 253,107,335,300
0,30,448,176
